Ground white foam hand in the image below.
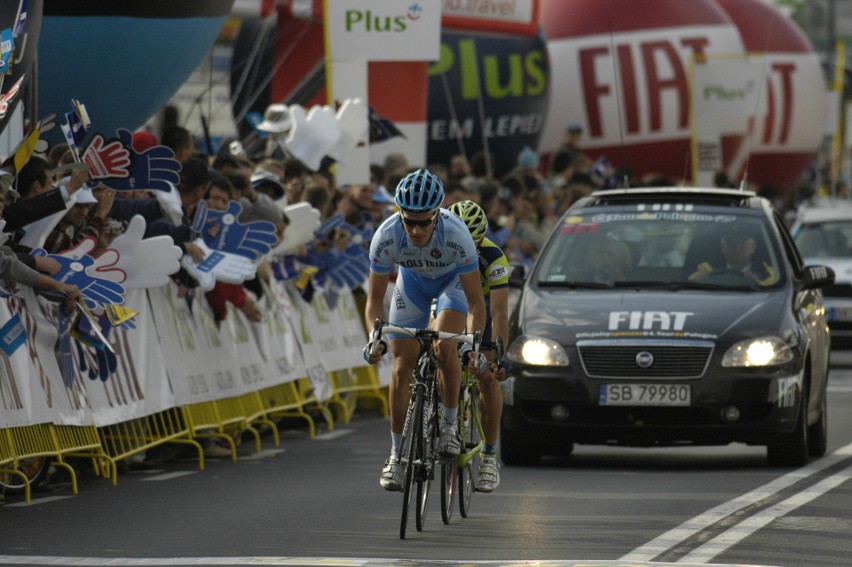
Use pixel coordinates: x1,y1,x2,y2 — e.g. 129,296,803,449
274,203,322,254
152,182,184,225
106,215,182,289
328,98,368,162
180,238,257,291
284,104,341,171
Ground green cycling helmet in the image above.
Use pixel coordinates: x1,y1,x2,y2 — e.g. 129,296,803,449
448,199,488,241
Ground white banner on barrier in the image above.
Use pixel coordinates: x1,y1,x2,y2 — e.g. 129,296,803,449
257,280,306,386
1,274,376,428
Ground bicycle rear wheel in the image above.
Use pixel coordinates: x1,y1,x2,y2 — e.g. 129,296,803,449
459,385,480,518
399,389,422,540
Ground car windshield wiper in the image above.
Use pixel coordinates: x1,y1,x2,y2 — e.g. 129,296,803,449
611,280,678,289
537,280,611,289
675,280,763,291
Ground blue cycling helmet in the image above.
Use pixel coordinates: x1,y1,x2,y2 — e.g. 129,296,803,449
394,169,444,213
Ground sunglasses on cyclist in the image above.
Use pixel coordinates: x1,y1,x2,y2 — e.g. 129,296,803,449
399,212,437,228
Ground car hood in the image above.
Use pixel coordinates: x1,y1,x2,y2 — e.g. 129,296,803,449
517,286,789,346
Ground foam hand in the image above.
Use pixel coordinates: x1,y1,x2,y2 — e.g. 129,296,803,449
83,133,131,180
93,129,181,192
328,98,368,162
284,104,341,171
34,114,58,160
103,215,182,288
180,238,257,291
198,200,279,260
31,248,126,309
327,244,370,289
152,182,183,224
274,203,321,254
56,237,125,284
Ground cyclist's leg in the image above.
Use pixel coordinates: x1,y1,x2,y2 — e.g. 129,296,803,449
476,317,502,492
382,272,431,490
433,278,469,456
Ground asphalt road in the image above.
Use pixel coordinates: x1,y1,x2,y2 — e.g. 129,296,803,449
2,360,852,567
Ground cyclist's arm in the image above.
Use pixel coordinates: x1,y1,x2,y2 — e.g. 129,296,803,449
459,269,486,337
488,286,509,362
365,270,390,330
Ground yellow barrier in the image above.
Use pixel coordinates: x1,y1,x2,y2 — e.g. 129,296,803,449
98,408,204,482
257,381,320,438
0,366,382,501
328,366,389,424
238,391,281,448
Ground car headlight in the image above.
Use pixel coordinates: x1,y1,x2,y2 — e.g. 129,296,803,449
506,336,569,366
721,336,794,367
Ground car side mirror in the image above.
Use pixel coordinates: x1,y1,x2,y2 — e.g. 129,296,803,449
800,265,835,290
508,263,526,288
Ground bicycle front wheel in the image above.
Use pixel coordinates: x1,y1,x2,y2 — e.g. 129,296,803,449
415,387,437,532
459,385,481,518
440,458,457,524
399,388,422,540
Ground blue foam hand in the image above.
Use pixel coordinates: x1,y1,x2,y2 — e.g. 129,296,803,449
203,200,279,260
34,250,127,309
94,128,181,192
315,214,344,239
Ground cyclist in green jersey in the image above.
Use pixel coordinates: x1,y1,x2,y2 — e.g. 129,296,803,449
448,200,509,492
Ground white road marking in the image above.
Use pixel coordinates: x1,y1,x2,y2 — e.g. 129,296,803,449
0,557,770,566
140,471,199,482
5,496,74,508
621,441,852,562
315,429,355,441
678,464,852,563
241,448,286,460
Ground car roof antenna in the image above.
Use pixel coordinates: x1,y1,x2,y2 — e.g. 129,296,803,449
738,18,775,192
608,14,629,189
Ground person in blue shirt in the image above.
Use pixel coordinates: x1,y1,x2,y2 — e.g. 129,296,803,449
363,169,486,492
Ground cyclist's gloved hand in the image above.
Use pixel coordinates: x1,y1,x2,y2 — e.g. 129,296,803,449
362,328,388,364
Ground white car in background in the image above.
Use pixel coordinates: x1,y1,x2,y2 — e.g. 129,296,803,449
791,199,852,348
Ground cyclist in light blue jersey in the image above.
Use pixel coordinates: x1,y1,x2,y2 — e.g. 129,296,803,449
363,168,487,492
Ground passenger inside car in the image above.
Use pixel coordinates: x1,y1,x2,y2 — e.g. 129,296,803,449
587,236,633,283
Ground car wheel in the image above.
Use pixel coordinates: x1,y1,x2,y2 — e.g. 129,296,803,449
808,387,828,458
767,379,810,467
499,420,541,466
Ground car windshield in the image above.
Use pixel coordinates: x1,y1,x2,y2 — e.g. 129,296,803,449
534,204,785,290
793,221,852,259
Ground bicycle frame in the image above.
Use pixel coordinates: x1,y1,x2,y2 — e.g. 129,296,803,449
370,320,481,538
457,368,485,470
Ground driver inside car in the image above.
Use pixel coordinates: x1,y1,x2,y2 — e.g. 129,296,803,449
689,225,776,286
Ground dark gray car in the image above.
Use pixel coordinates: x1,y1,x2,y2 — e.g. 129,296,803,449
502,188,835,467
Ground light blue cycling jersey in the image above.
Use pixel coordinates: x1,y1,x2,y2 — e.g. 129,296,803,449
369,210,479,332
369,209,478,279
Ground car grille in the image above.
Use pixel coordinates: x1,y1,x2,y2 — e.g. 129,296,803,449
577,340,714,379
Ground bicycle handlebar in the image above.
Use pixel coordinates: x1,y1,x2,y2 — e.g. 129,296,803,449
371,319,482,347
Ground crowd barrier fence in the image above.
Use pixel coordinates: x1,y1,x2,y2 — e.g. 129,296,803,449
0,278,391,502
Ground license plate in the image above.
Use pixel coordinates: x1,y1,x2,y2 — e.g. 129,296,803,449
599,383,691,406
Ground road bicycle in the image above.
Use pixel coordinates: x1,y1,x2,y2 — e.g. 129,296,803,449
441,337,504,524
368,319,482,540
